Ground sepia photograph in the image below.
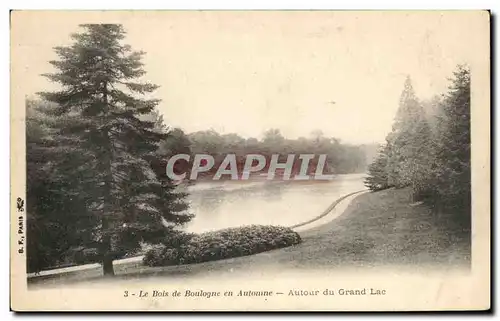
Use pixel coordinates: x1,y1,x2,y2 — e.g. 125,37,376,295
10,10,490,311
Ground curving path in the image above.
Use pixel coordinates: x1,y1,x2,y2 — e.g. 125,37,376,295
290,190,367,231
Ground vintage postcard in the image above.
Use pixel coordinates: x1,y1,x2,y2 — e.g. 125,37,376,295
10,10,490,311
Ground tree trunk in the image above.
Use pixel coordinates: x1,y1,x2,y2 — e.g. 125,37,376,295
101,81,115,277
102,255,115,276
101,234,115,276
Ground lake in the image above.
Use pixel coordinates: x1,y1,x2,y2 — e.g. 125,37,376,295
183,173,368,233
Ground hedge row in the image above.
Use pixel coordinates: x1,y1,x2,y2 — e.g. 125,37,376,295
143,225,301,267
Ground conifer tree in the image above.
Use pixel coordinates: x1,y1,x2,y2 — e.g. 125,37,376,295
37,24,192,276
27,99,99,272
386,76,433,201
364,144,391,191
433,65,471,215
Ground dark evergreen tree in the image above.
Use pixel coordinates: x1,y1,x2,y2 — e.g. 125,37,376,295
364,144,391,191
26,99,59,273
37,24,192,276
26,99,99,272
433,65,471,215
386,76,433,201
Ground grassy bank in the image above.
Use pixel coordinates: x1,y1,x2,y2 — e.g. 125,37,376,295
294,187,471,268
29,187,470,287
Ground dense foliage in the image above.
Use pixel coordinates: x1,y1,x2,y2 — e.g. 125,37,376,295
164,127,376,179
27,24,193,275
365,66,471,223
363,144,391,192
143,225,302,267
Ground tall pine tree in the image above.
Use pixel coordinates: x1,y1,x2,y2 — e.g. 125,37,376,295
433,65,471,215
37,24,192,276
386,76,433,201
27,98,101,272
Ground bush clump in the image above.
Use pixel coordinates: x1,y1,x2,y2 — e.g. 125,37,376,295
143,225,301,267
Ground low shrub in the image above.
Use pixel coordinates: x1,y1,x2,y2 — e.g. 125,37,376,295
142,244,168,267
143,225,301,267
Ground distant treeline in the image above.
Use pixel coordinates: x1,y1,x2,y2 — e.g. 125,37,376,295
154,123,378,179
365,65,471,224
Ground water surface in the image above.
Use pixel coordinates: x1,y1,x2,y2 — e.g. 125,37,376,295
184,173,367,233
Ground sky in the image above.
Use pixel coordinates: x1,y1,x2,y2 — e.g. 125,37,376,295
12,11,488,144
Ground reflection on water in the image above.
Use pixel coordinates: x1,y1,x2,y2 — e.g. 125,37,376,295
184,174,367,233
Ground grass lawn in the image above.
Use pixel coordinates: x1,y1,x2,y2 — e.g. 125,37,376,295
29,187,470,288
292,187,471,269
